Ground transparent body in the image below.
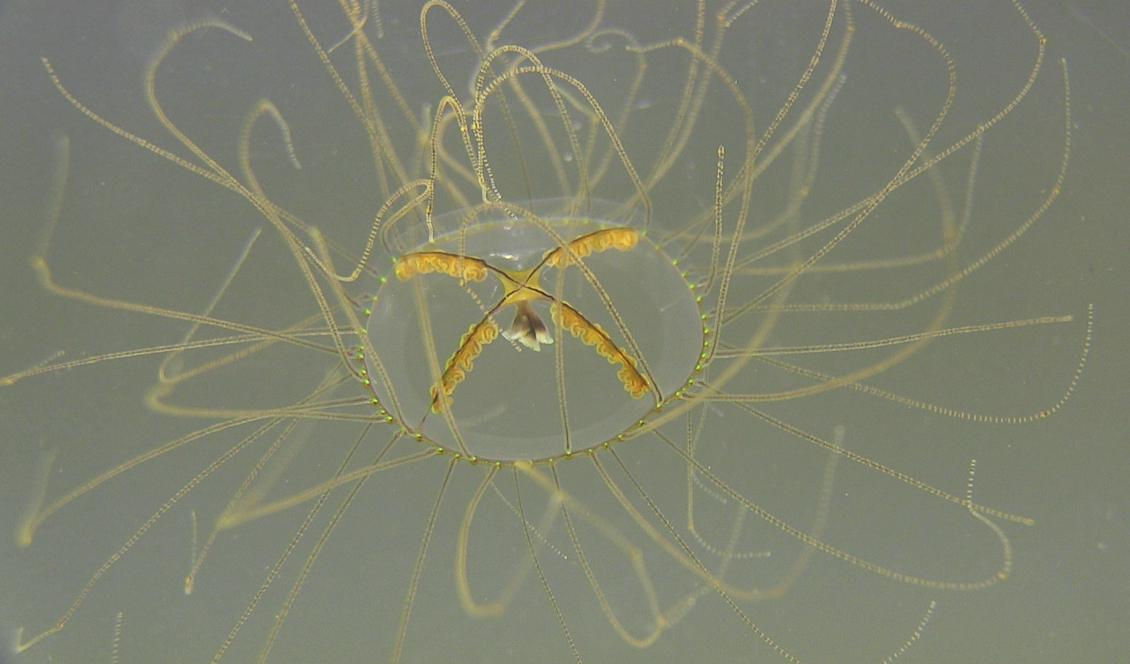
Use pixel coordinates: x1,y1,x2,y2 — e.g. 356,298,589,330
369,199,704,461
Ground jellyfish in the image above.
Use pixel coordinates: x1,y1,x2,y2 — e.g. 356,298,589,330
0,1,1090,662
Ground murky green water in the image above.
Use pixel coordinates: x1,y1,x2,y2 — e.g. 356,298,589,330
1,1,1126,662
